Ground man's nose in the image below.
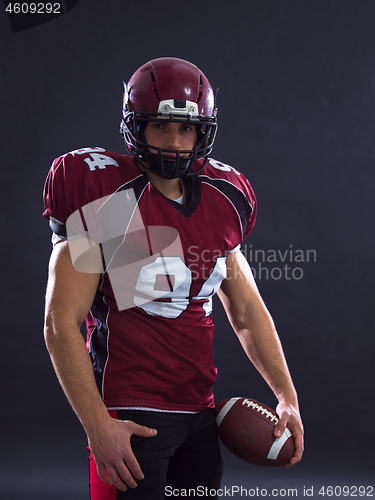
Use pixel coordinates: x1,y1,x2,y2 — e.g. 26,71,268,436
165,130,181,149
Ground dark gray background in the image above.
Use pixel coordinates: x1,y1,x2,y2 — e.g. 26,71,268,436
1,1,374,498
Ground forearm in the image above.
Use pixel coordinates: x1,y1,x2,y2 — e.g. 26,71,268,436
219,251,299,408
235,304,298,408
44,320,110,435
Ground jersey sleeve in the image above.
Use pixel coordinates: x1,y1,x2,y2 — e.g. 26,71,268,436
43,152,87,226
240,173,257,240
43,147,124,235
201,159,257,243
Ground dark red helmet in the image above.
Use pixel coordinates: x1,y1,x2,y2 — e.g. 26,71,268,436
120,57,218,179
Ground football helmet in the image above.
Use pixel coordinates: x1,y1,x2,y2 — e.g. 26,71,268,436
120,57,218,179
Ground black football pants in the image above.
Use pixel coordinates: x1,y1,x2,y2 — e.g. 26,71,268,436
89,408,224,500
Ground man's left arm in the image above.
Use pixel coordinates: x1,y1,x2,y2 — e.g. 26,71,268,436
217,250,304,467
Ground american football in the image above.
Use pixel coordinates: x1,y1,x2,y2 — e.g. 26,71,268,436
215,397,295,467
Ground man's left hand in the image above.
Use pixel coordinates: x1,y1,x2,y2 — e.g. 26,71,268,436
274,402,304,468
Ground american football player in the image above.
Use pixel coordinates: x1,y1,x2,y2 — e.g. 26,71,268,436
43,57,303,499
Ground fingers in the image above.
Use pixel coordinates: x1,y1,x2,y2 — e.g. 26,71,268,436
107,462,138,491
274,419,287,438
96,455,140,491
91,419,158,491
119,444,145,482
127,421,158,439
273,404,304,468
96,462,114,487
288,418,304,467
287,428,304,467
115,422,157,485
283,444,303,468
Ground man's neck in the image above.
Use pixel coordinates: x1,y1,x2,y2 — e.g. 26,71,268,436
138,164,183,200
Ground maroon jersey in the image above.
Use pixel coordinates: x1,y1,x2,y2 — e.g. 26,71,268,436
43,148,256,413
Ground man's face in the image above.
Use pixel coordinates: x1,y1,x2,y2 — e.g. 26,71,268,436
143,121,198,156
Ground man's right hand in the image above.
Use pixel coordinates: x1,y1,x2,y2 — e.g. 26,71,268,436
88,417,158,491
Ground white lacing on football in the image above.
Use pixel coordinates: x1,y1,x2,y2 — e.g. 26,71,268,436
242,399,279,423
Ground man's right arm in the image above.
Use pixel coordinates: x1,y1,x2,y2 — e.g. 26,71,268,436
44,241,157,491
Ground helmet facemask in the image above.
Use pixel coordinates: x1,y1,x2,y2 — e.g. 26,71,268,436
121,98,218,179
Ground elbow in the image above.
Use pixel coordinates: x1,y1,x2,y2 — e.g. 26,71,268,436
43,310,64,354
230,316,248,337
231,304,276,343
228,300,257,334
44,314,56,353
